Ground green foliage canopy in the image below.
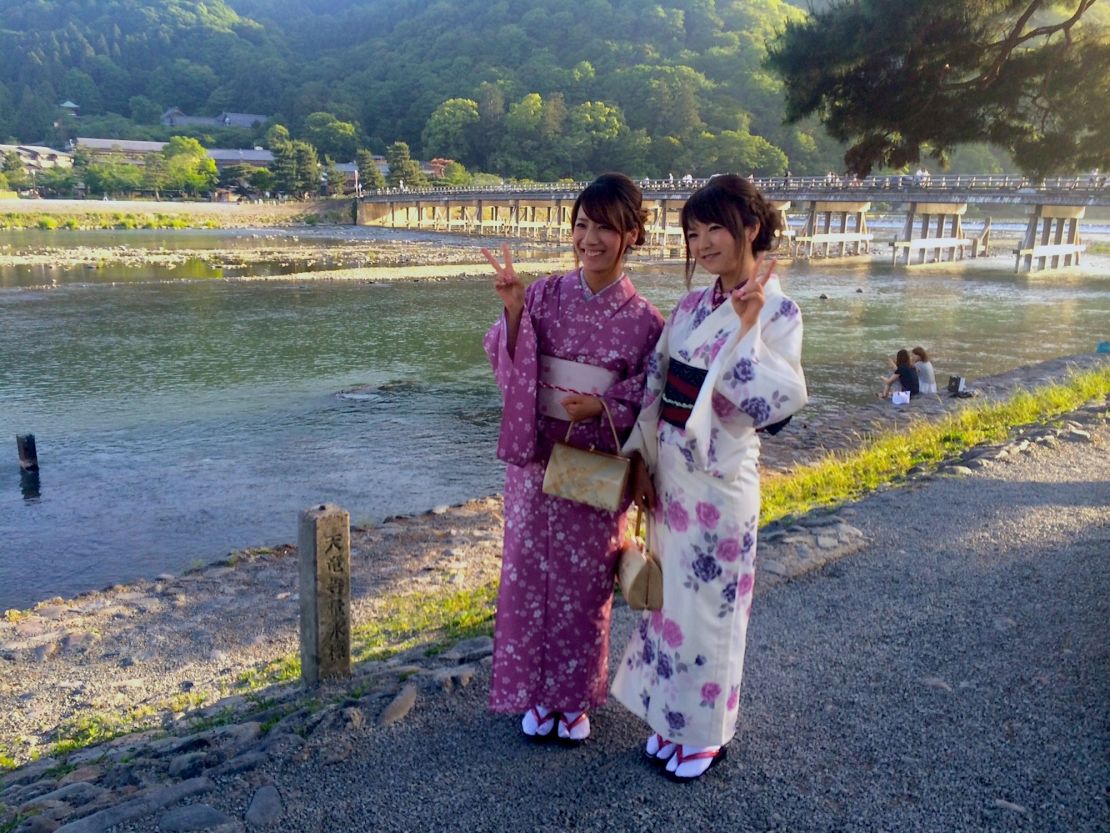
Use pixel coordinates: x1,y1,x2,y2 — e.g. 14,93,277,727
767,0,1109,177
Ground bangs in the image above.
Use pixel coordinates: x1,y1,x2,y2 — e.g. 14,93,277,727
574,188,629,234
680,186,745,242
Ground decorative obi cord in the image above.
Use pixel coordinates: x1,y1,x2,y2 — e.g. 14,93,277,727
661,357,792,435
536,354,617,421
660,359,706,429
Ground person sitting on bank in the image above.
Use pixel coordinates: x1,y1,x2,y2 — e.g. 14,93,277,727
881,349,920,398
911,346,937,394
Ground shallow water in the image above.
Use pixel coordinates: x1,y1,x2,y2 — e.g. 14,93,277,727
1,228,1107,607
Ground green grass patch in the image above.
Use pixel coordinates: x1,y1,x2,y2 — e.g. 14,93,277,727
352,582,498,663
761,365,1109,524
1087,240,1110,256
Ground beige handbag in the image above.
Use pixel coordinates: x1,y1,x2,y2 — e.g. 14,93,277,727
541,400,630,513
618,508,663,611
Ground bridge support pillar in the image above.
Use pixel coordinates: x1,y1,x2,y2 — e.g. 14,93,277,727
890,202,988,266
1015,205,1085,272
796,201,872,259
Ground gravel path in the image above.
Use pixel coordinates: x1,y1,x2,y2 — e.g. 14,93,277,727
162,423,1109,832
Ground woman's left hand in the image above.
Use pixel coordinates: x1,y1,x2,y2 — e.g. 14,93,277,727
561,395,604,422
731,255,776,333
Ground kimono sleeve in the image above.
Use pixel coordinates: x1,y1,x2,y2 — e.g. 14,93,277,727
620,313,671,469
483,281,544,466
686,283,807,462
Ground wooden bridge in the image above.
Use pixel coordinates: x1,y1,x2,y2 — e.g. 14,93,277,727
356,175,1110,273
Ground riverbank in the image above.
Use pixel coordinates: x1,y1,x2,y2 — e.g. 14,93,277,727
1,354,1105,775
0,385,1105,833
0,199,350,230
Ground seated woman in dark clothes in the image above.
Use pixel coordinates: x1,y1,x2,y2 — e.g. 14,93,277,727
881,348,920,398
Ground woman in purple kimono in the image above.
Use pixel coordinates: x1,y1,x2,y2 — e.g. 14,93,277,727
612,175,808,779
483,174,664,743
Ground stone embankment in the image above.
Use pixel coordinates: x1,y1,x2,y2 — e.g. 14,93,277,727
0,355,1106,833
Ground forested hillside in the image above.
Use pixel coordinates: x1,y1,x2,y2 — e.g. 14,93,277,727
1,0,846,177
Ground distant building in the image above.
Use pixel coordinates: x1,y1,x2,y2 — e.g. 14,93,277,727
0,144,74,172
160,109,268,129
73,137,168,165
73,137,283,172
58,100,80,117
206,147,274,171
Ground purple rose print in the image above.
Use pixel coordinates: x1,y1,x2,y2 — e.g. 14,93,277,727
726,686,740,711
700,682,722,706
769,298,799,325
711,391,736,419
662,619,684,648
692,553,722,583
666,498,690,532
716,537,741,563
709,333,729,362
731,357,755,384
638,617,649,640
641,639,655,666
737,572,754,597
740,396,772,425
657,652,673,679
742,531,754,555
665,707,686,734
691,304,711,330
650,610,665,633
696,501,720,530
721,580,736,603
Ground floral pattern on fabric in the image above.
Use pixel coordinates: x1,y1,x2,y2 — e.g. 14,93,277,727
613,276,806,746
484,270,664,713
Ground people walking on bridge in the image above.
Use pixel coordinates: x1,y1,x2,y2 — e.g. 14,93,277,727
482,173,665,745
612,174,808,780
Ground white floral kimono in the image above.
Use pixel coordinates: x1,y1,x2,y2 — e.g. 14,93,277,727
611,276,807,747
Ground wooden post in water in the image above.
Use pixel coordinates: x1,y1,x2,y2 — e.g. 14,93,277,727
298,503,352,686
17,434,38,472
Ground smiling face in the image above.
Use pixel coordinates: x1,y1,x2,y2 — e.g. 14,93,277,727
684,219,744,278
572,209,636,283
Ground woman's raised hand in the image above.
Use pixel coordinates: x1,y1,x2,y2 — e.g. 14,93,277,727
482,243,524,316
731,254,776,333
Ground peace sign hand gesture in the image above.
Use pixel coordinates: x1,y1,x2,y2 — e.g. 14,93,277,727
731,255,777,334
482,244,524,317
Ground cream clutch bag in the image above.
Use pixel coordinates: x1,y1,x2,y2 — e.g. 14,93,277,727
542,400,629,513
618,508,663,611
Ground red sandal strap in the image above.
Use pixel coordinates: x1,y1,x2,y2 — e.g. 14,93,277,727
560,711,588,730
677,746,721,764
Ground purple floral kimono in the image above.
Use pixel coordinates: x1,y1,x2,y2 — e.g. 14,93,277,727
611,276,807,746
485,269,663,713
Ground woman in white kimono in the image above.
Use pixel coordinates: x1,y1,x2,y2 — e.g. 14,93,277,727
612,175,808,780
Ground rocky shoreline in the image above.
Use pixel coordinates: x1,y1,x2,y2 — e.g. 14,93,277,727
0,354,1106,833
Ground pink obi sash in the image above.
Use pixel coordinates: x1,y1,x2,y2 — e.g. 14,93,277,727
537,354,617,421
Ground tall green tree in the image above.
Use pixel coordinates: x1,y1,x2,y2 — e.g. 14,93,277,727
292,141,320,194
356,148,386,191
385,141,426,187
2,151,31,190
303,112,358,161
163,136,218,195
768,0,1108,176
421,98,479,161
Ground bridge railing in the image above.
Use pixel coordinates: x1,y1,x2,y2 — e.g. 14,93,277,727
358,174,1109,200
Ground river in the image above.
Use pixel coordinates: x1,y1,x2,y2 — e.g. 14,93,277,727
1,226,1107,608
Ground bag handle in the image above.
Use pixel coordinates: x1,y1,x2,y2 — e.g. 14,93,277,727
563,397,622,452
